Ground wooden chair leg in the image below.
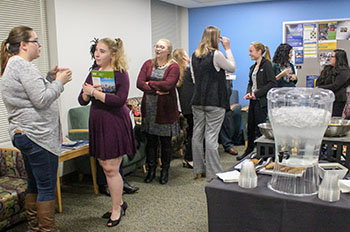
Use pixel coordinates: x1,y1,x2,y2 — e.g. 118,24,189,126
90,157,99,195
56,170,62,213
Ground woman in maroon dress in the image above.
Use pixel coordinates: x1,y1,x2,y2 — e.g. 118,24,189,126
78,38,135,227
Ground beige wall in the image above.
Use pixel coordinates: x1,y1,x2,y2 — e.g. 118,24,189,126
47,0,153,138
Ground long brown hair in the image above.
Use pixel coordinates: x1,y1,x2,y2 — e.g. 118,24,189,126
151,38,173,68
251,41,271,63
194,26,220,58
98,38,128,72
1,26,33,76
173,49,188,87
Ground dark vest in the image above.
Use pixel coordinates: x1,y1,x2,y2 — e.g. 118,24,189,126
191,51,228,109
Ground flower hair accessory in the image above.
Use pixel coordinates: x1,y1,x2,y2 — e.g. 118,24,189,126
90,38,99,59
89,38,99,70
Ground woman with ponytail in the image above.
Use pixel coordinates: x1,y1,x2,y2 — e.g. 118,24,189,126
78,38,135,227
173,48,194,169
0,26,72,231
237,42,277,160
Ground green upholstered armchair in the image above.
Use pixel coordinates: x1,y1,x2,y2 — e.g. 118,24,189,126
0,147,27,231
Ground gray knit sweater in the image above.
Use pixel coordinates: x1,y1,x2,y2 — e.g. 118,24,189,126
0,56,64,156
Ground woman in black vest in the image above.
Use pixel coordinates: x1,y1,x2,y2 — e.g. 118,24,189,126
237,42,277,160
191,26,236,179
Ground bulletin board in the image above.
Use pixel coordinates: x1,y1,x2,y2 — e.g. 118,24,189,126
283,18,350,87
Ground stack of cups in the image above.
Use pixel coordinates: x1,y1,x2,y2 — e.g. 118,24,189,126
318,171,340,202
239,161,258,188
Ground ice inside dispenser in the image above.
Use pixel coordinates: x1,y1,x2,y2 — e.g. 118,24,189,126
267,88,334,196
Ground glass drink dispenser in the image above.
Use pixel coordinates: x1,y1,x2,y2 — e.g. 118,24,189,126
267,88,334,196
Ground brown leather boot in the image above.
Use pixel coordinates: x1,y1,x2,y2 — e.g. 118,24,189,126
37,200,58,232
25,193,39,232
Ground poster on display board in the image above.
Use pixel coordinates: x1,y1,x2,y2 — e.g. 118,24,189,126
336,21,350,40
303,24,317,58
294,47,304,64
286,24,303,47
318,22,337,50
285,24,304,64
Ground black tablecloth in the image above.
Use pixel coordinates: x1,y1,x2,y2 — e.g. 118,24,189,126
205,175,350,232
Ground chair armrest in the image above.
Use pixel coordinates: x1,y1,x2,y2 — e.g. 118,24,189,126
68,129,89,141
69,129,89,133
0,147,26,178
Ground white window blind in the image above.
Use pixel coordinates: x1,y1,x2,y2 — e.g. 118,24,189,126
0,0,49,144
151,0,181,50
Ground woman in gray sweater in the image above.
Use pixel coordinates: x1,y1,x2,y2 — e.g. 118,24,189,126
0,26,72,232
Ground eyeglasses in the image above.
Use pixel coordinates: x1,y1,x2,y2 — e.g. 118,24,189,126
26,40,41,46
330,55,336,58
154,45,166,50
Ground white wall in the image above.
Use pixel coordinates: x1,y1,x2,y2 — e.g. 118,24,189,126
47,0,152,137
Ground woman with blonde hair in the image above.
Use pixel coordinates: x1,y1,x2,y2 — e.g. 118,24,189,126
137,39,180,184
173,48,194,168
78,38,135,227
191,26,236,179
237,41,276,160
1,26,72,231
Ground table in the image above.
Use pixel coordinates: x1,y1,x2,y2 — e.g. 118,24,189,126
57,145,98,213
205,175,350,232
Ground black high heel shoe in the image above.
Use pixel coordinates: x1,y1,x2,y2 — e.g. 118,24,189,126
102,201,128,218
107,208,124,227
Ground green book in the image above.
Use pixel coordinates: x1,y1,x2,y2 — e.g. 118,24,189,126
91,70,116,93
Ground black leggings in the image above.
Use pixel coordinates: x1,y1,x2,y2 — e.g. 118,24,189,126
146,134,172,168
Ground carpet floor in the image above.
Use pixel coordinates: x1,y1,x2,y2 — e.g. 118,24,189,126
7,145,244,232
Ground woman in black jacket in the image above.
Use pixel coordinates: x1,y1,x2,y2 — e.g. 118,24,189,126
316,49,350,116
237,42,277,160
173,48,194,168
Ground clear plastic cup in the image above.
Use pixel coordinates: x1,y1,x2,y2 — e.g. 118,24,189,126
318,171,340,202
239,161,258,188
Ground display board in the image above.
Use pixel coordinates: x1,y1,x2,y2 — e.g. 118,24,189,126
283,18,350,87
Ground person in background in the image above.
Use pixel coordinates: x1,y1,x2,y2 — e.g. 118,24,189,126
272,43,297,87
191,25,236,179
137,39,180,184
237,42,276,161
173,48,194,169
316,49,350,116
89,38,139,196
219,80,241,156
78,38,135,227
0,26,72,231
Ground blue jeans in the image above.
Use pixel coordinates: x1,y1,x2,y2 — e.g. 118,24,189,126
13,134,58,202
219,105,242,151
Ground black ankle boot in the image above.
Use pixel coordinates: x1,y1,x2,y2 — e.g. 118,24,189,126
144,166,156,183
159,168,169,184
